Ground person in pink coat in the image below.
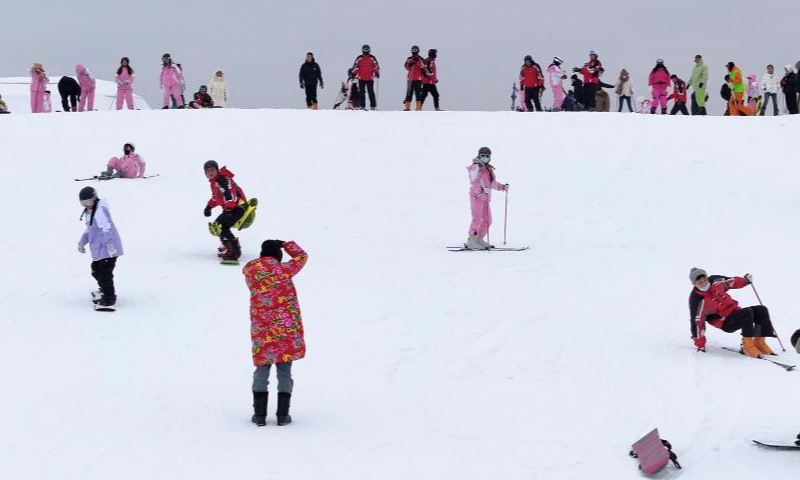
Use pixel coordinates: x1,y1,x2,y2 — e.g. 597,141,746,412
648,59,671,114
100,143,146,179
159,53,185,109
115,57,136,110
29,63,49,113
548,57,567,110
466,146,509,250
75,64,96,112
746,73,759,110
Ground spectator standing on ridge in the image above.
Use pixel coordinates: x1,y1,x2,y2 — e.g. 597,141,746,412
352,44,380,110
75,64,96,112
648,59,670,114
548,57,567,111
29,62,49,113
209,69,227,107
519,55,545,112
687,55,708,115
420,48,441,111
614,69,634,112
720,74,732,115
668,75,689,115
570,74,585,107
780,65,798,114
159,53,185,109
299,52,324,110
574,50,603,111
115,57,135,110
404,46,425,111
760,64,780,116
58,76,81,112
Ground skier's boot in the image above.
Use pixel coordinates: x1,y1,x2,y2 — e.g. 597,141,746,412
435,107,443,111
229,237,242,260
91,289,104,304
312,103,319,110
650,107,656,114
741,337,762,358
403,101,411,111
466,236,486,250
217,240,232,259
795,432,800,447
754,337,775,355
415,101,422,111
661,107,667,115
252,391,268,426
276,392,292,426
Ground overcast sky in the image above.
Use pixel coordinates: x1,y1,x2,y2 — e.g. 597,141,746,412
2,0,798,113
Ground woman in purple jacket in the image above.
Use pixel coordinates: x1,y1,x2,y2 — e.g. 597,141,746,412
77,187,124,311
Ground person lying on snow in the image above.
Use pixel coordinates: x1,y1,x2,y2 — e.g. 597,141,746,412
688,268,777,358
100,142,145,179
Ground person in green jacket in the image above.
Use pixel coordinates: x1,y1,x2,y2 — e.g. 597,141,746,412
687,54,709,115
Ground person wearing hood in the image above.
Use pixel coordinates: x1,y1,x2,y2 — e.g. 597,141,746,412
547,57,567,110
760,65,780,116
688,268,776,358
726,62,755,116
519,55,545,112
115,57,136,110
466,147,509,250
299,53,324,110
687,55,709,115
648,59,670,114
29,62,49,113
209,69,227,107
780,65,798,114
614,69,635,112
101,143,146,179
75,64,96,112
57,76,81,112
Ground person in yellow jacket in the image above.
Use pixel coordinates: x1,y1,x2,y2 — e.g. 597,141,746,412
726,62,755,116
687,55,709,115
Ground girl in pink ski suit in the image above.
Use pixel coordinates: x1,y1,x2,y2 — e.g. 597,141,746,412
76,64,96,112
103,143,145,178
159,56,185,108
746,74,759,110
115,57,135,110
29,63,49,113
467,147,507,249
648,60,671,114
548,57,567,110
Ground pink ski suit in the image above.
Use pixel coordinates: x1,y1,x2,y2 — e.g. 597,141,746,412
548,64,566,109
648,68,671,110
29,65,49,113
467,160,506,239
76,64,96,112
160,64,185,107
107,153,146,178
115,67,135,110
746,74,759,109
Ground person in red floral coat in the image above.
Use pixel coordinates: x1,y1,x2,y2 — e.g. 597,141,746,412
243,239,308,427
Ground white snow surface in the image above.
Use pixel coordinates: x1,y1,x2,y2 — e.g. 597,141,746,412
0,77,151,112
0,109,799,479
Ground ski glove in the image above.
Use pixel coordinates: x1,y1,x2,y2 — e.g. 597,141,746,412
744,273,753,284
78,242,86,254
320,82,324,89
572,67,580,73
698,83,704,89
504,184,510,191
693,336,707,351
204,205,212,217
107,241,118,257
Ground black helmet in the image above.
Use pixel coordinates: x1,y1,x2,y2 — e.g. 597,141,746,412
79,186,97,206
411,45,420,54
203,160,219,172
524,55,533,64
362,44,371,54
428,48,437,58
478,146,492,157
162,53,171,60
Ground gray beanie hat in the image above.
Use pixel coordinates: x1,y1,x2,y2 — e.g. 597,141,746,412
791,328,800,354
689,267,707,284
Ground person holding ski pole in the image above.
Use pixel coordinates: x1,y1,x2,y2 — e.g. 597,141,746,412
466,147,508,250
77,186,124,311
115,57,136,110
688,268,777,358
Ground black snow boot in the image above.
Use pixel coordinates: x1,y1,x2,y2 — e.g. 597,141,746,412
276,392,292,426
252,392,268,426
650,107,656,114
661,107,667,115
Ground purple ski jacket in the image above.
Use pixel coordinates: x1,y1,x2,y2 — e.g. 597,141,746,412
79,199,124,261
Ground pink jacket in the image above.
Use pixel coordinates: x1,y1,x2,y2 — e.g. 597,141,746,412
160,65,184,88
108,154,146,178
548,64,566,88
746,74,759,97
116,68,135,89
648,69,670,91
468,161,505,201
76,64,96,89
30,69,49,91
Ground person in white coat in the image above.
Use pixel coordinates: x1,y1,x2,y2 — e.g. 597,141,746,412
759,64,780,116
209,69,227,107
614,69,635,112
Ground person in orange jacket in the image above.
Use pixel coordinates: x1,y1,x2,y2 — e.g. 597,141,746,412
726,61,755,116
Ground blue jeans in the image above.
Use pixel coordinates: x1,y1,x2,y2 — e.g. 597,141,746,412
761,92,779,115
253,362,293,393
618,95,633,112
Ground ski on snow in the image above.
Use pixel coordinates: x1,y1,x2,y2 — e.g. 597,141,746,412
447,245,529,252
721,346,796,371
75,174,160,181
752,440,800,450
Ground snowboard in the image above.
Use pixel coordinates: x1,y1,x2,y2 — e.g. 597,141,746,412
753,440,800,450
91,291,116,311
220,259,240,266
208,198,258,237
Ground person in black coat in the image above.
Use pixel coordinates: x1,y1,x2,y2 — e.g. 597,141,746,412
570,74,585,106
58,76,81,112
781,65,798,114
299,52,324,109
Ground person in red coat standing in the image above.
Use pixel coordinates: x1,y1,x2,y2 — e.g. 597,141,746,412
404,45,426,110
688,268,777,358
352,44,380,110
519,55,545,112
244,239,309,427
420,48,441,111
668,75,689,115
573,49,604,111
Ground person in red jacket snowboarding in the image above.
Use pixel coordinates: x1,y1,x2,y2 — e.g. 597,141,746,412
404,45,426,110
203,160,247,261
573,50,604,111
668,75,689,115
420,48,441,111
352,44,380,110
519,55,545,112
688,268,777,358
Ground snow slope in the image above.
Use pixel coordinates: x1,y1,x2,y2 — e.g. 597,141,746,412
0,77,151,112
0,109,799,480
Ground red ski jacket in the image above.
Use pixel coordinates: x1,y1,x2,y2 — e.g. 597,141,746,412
353,54,380,81
422,57,437,84
580,59,603,84
405,54,425,81
688,275,748,339
668,78,688,103
519,64,544,88
207,167,247,211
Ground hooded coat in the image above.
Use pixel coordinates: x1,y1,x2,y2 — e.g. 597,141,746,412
208,69,227,107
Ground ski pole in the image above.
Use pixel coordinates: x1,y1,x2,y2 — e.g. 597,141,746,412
751,281,787,351
503,189,508,245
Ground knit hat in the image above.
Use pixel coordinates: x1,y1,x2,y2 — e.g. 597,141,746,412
791,328,800,354
32,62,43,70
689,267,707,284
260,240,284,262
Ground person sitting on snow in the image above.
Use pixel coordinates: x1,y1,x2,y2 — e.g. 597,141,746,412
189,85,215,109
0,94,9,114
100,142,146,179
688,268,777,358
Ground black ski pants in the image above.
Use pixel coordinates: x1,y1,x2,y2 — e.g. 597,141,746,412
722,305,775,337
785,91,798,114
670,102,689,115
59,86,80,112
583,83,598,110
421,84,440,108
359,80,376,109
304,84,318,107
216,206,245,242
523,86,543,112
91,257,117,302
405,80,423,103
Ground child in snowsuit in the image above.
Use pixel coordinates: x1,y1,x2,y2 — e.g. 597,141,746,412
548,57,567,110
746,73,759,110
75,64,96,112
466,147,508,250
77,186,124,309
668,75,689,115
116,57,136,110
102,143,146,179
159,53,185,108
29,63,49,113
189,85,215,108
688,268,776,358
0,94,9,114
648,60,670,114
244,239,309,427
203,160,246,260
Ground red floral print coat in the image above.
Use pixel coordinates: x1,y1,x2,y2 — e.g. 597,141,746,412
243,241,308,366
